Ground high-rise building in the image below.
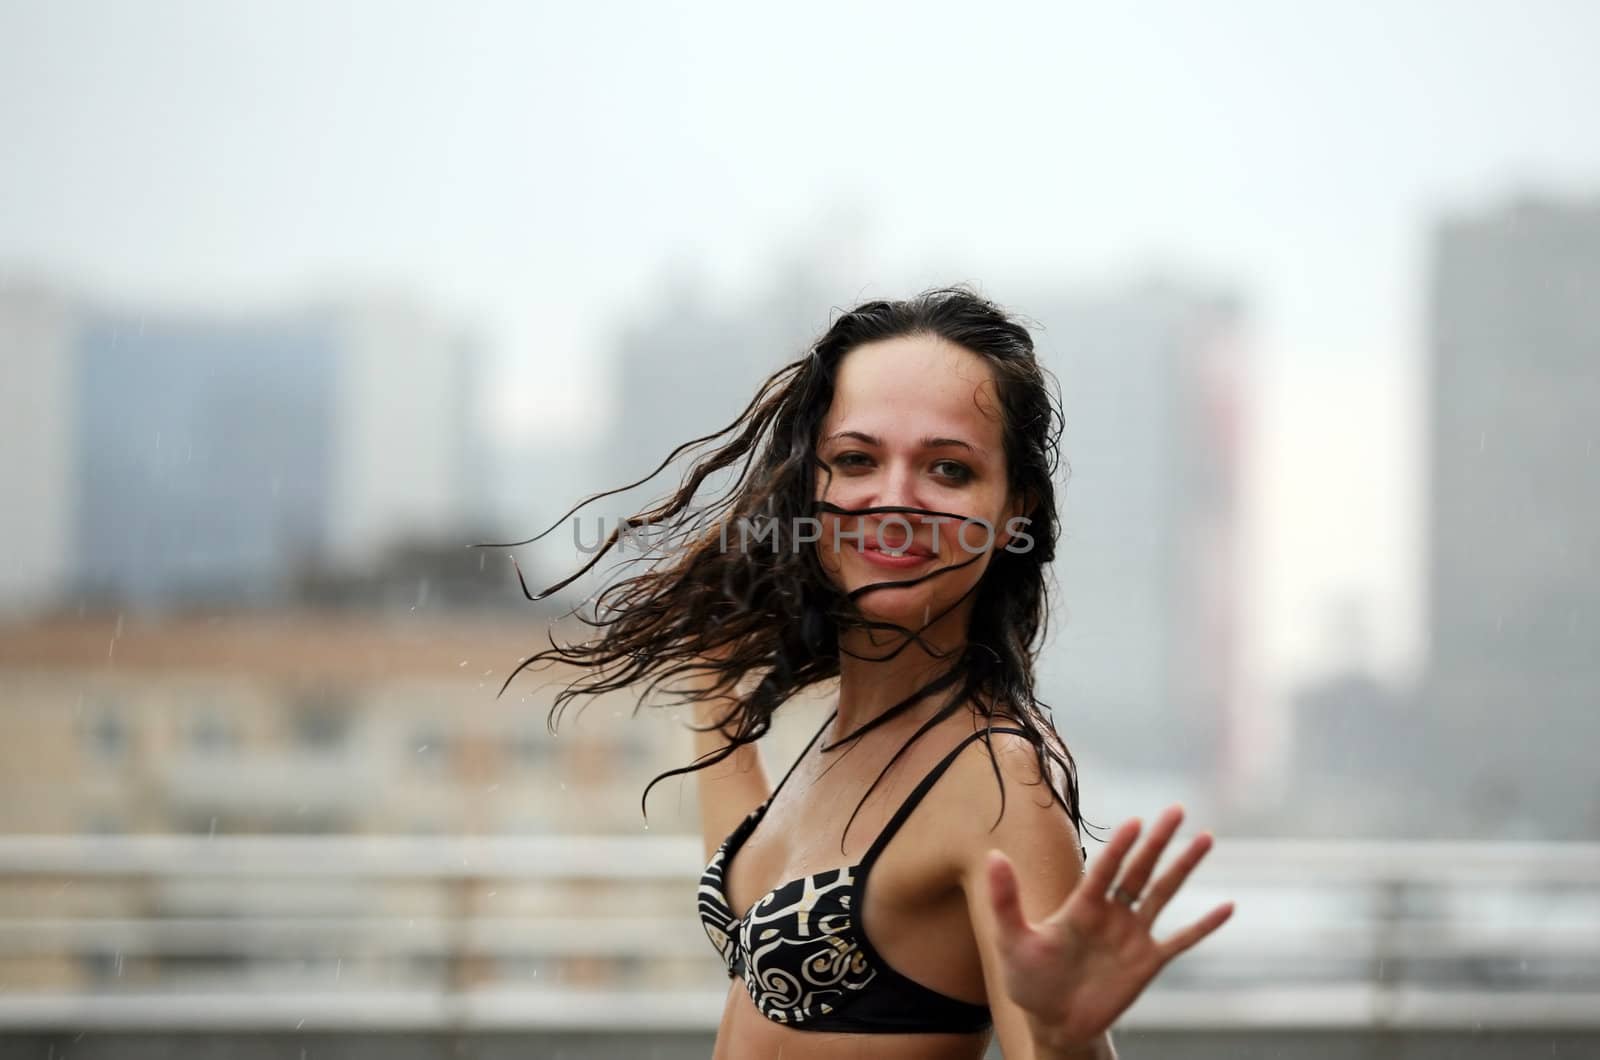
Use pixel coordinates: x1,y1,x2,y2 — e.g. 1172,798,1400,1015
603,264,833,508
597,274,1248,800
1420,194,1600,838
0,281,491,611
1023,280,1247,796
0,282,75,616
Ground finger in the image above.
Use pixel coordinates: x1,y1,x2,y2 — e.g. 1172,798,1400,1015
986,850,1035,947
1156,901,1235,964
1136,830,1215,927
1080,816,1144,906
1109,803,1184,902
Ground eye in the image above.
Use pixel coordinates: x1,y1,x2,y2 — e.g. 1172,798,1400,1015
831,451,874,472
931,459,973,484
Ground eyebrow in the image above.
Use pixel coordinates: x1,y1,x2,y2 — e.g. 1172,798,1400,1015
825,430,981,454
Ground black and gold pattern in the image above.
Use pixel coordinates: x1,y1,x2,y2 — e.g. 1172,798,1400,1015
699,804,877,1024
695,723,1026,1036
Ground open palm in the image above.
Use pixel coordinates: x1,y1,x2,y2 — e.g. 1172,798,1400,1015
986,804,1234,1048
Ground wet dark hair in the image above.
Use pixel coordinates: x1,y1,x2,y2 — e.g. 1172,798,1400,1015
487,284,1100,856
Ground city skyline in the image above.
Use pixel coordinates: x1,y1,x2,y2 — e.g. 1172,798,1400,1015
7,0,1600,737
3,5,1597,1052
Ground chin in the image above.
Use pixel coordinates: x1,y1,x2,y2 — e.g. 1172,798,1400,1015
842,569,971,634
850,587,937,631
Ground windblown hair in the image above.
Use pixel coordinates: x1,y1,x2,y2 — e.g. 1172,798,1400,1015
488,284,1099,855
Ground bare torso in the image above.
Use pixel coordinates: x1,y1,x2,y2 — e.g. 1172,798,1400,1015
710,705,1027,1059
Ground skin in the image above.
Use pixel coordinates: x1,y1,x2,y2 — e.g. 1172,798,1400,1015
710,334,1232,1059
812,332,1025,704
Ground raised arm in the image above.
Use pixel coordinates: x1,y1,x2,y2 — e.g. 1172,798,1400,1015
681,664,771,862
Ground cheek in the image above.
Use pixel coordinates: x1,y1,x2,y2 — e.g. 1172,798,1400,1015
930,499,1010,556
816,474,869,512
941,545,994,590
814,515,846,577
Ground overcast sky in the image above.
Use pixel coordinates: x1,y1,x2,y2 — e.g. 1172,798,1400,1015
4,0,1598,704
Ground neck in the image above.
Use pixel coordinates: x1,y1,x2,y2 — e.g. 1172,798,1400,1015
832,607,971,738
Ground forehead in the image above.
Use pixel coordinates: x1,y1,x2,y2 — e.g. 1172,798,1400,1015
821,333,1005,444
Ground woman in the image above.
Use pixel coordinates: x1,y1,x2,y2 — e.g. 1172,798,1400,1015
509,286,1234,1058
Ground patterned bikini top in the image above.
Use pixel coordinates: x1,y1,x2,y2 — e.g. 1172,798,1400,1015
697,710,1031,1034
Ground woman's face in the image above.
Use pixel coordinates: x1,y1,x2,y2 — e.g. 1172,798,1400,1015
813,333,1023,634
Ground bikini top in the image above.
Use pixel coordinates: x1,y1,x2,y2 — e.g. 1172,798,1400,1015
697,710,1031,1034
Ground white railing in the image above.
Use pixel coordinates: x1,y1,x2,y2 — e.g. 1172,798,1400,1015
1,835,1597,1031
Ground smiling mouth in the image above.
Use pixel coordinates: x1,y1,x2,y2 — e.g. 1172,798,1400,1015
854,541,936,568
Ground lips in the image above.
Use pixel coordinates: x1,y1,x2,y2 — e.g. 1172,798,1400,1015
854,537,936,569
861,541,934,557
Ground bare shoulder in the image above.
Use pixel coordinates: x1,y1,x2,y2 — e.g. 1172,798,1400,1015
932,724,1086,895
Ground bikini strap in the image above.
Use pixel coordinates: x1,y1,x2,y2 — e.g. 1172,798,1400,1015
763,707,839,807
860,725,1029,868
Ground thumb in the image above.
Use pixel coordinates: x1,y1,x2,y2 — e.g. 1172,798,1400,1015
986,849,1032,946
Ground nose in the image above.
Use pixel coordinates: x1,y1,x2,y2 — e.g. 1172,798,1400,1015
874,460,922,515
864,463,942,554
822,457,935,539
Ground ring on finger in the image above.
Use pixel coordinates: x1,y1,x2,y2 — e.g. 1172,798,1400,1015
1111,884,1139,907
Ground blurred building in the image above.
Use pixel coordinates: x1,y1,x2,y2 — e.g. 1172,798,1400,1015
595,273,1248,808
602,262,832,506
1024,280,1247,799
1418,194,1600,838
0,280,493,614
0,281,76,615
534,261,857,612
1289,671,1426,837
0,611,729,999
1281,596,1426,837
0,611,673,838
